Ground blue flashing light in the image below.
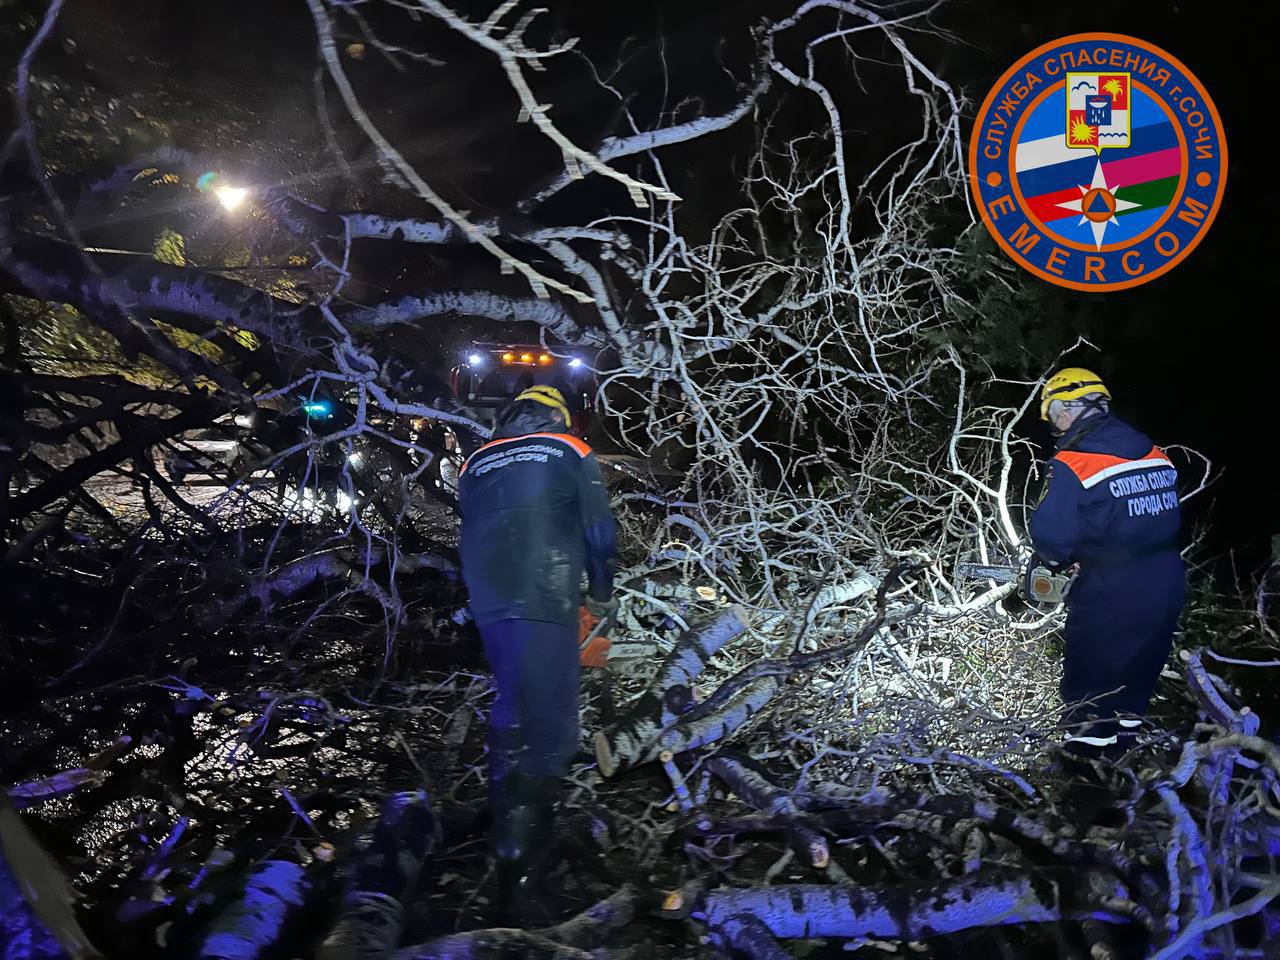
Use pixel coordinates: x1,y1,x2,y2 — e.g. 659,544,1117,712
302,399,333,419
569,357,584,368
467,353,485,366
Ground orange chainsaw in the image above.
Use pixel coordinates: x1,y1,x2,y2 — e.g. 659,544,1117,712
955,560,1075,605
578,605,615,668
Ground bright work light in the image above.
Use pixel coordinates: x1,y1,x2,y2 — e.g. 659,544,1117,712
215,185,248,211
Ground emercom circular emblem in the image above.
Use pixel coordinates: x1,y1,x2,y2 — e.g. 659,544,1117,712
969,33,1227,291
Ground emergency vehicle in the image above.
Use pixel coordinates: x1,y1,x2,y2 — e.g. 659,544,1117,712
448,343,596,439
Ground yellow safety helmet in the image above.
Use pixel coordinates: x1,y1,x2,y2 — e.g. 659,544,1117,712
1039,367,1110,421
515,385,571,428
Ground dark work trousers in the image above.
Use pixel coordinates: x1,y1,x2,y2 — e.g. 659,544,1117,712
1060,552,1185,749
479,618,581,801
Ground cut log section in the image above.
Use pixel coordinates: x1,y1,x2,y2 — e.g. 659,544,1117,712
693,870,1133,940
642,677,780,766
707,754,828,868
594,606,748,776
197,860,308,959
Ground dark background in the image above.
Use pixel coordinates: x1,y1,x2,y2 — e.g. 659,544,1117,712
3,0,1275,575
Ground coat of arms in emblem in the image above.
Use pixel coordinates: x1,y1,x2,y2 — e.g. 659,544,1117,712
1060,72,1138,248
1066,73,1131,153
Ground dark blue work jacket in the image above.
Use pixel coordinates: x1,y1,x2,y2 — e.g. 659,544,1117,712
458,409,616,627
1030,413,1183,619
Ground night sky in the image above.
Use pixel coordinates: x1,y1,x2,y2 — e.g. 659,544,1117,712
6,0,1276,571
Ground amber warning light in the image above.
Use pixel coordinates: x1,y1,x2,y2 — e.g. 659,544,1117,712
496,350,560,365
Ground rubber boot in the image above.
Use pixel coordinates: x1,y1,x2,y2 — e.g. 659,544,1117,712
493,773,561,927
1052,736,1127,828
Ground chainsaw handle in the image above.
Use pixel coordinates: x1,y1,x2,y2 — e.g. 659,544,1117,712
1021,559,1076,605
580,611,614,649
578,606,615,668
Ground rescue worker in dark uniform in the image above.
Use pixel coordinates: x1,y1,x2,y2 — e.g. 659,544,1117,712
457,385,617,922
1029,368,1185,754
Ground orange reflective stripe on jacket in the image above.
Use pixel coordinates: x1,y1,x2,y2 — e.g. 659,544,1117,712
1054,445,1172,490
460,432,592,476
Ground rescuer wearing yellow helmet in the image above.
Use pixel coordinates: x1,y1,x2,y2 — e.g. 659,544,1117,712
1039,367,1113,431
1029,367,1185,756
456,384,616,924
513,384,573,428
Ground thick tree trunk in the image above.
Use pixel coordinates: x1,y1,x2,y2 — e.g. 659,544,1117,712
197,860,308,960
694,871,1132,940
705,913,792,960
645,677,781,765
594,606,748,776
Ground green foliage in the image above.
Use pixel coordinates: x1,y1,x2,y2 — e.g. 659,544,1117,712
152,228,187,267
1176,572,1263,657
9,295,128,374
932,228,1103,380
151,320,224,364
8,294,223,387
8,221,262,386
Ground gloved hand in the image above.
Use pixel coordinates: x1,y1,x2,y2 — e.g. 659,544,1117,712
584,595,619,620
